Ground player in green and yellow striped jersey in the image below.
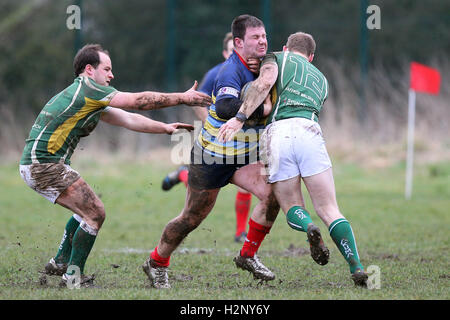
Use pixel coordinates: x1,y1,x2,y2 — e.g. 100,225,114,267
19,44,211,287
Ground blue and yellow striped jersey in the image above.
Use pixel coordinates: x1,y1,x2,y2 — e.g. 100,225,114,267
195,51,265,159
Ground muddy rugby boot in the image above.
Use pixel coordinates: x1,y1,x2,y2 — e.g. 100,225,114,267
233,253,275,281
307,224,330,266
44,258,68,276
351,268,369,288
161,166,188,191
142,258,170,289
59,273,96,288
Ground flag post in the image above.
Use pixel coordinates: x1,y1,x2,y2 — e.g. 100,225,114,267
405,89,416,200
405,62,440,200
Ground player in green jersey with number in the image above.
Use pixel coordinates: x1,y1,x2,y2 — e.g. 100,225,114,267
218,32,368,287
19,44,211,287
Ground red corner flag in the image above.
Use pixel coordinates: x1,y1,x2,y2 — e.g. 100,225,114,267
410,62,441,95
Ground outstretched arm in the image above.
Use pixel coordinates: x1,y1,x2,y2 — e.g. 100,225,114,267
109,81,211,111
217,62,278,142
100,107,194,134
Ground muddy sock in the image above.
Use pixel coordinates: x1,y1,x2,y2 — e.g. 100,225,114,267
286,206,313,232
54,215,81,264
67,221,97,275
178,169,189,187
329,218,364,274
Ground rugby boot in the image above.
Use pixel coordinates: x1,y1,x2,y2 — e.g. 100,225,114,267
161,166,188,191
44,258,68,276
59,272,96,288
307,223,330,266
142,257,170,289
233,253,275,281
351,268,369,288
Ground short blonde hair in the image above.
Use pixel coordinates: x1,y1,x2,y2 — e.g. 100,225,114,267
223,32,233,51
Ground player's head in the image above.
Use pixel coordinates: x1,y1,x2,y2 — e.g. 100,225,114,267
74,44,114,86
231,14,267,59
222,32,234,60
285,32,316,62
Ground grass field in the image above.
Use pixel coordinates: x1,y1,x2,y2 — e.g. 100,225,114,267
0,154,449,301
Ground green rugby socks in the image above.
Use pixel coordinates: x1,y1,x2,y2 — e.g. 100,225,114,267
67,221,98,275
329,218,364,274
286,206,313,232
54,215,81,264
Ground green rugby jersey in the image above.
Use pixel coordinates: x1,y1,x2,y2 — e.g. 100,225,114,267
263,51,328,124
20,76,117,165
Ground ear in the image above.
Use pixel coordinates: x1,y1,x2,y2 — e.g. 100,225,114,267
84,64,94,76
308,53,314,62
234,37,244,49
283,45,287,51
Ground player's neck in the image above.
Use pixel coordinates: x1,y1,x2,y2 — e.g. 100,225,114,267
233,49,251,70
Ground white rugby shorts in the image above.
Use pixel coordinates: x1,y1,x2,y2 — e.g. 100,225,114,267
19,163,81,203
260,118,332,183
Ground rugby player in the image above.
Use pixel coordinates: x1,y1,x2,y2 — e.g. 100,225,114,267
218,32,368,287
143,15,280,289
19,44,211,287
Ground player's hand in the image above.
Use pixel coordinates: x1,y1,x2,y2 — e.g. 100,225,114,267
217,117,244,142
247,58,261,74
183,81,212,108
165,122,195,135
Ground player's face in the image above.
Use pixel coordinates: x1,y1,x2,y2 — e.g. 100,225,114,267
242,27,267,59
92,52,114,86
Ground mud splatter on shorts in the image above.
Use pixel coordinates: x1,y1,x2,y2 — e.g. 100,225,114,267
19,163,81,203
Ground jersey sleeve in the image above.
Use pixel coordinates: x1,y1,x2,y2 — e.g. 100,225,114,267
83,77,118,108
261,52,278,67
214,64,242,102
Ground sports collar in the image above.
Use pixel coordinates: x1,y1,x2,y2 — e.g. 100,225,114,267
233,50,250,71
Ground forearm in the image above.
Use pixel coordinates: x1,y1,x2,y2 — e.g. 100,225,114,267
132,92,185,111
125,113,169,133
239,63,278,117
238,81,272,118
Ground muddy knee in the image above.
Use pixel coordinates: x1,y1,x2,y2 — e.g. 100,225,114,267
85,200,106,229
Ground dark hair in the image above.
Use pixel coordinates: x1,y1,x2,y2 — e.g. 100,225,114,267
73,44,109,77
223,32,233,51
231,14,264,43
286,32,316,56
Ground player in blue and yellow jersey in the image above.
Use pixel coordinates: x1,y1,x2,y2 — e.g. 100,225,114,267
161,32,256,243
143,15,280,289
19,44,211,287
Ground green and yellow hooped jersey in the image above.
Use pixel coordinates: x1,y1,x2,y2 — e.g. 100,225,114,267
20,76,117,165
263,51,328,124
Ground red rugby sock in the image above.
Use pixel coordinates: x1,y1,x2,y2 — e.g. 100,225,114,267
240,219,271,258
235,191,252,236
150,247,170,267
178,169,189,187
